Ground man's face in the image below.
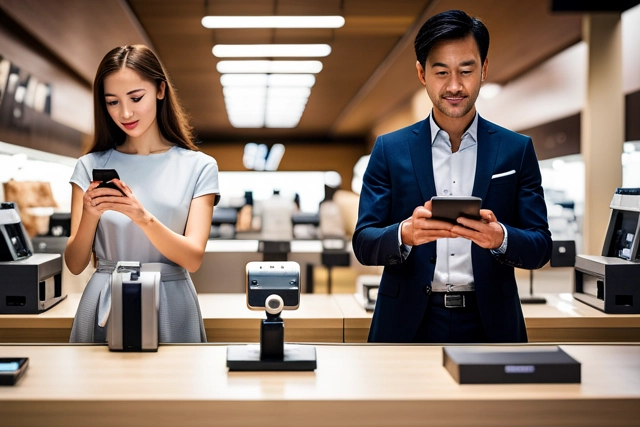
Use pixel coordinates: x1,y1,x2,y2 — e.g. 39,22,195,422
417,35,487,123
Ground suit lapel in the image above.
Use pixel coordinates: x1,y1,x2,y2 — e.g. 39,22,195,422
472,116,500,201
409,118,437,201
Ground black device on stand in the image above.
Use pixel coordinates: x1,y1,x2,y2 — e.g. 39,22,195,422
226,261,316,371
0,202,65,314
574,188,640,313
521,240,576,304
0,202,33,261
520,269,548,304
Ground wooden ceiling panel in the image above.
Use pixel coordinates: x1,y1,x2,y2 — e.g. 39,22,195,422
128,0,432,140
0,0,151,82
1,0,584,143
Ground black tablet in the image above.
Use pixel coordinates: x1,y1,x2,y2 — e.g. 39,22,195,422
430,196,482,223
0,357,29,386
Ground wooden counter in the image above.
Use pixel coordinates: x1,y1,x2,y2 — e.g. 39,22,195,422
3,293,640,344
199,293,344,343
0,293,344,344
334,293,640,343
524,293,640,342
0,294,77,343
0,343,639,426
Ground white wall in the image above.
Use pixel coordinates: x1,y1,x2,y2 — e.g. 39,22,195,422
477,42,586,131
217,171,331,213
622,4,640,94
476,3,640,132
0,141,75,211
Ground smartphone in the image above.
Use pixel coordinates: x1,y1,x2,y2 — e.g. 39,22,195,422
0,357,29,385
92,169,125,195
430,196,482,223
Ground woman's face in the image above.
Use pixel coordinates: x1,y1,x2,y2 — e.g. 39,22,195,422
103,67,165,140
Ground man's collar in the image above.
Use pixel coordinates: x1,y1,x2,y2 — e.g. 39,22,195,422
429,111,479,146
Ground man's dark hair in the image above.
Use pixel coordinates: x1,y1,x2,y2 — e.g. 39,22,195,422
414,9,490,68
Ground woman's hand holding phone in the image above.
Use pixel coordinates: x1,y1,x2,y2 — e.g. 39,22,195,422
88,169,154,227
92,169,126,195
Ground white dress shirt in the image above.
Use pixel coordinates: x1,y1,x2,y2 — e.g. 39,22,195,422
397,114,508,290
430,113,478,291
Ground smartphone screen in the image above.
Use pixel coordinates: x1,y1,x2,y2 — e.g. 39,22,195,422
431,196,482,223
92,169,125,195
0,357,28,385
92,168,120,182
0,361,20,372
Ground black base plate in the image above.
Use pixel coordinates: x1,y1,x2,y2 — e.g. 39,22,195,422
520,295,547,304
227,344,317,371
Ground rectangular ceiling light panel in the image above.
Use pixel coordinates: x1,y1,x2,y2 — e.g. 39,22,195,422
202,16,345,29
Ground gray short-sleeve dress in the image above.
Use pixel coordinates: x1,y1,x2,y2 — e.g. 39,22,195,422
68,146,219,343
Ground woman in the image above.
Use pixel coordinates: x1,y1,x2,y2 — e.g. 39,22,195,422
65,45,218,343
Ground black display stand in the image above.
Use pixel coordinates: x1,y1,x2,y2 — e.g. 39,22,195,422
226,311,316,371
520,270,547,304
521,240,576,305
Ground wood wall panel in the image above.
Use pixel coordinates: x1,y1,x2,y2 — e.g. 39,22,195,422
0,9,88,156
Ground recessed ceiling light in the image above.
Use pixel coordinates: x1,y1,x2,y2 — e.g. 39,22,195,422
220,74,268,87
212,44,331,58
268,74,316,87
220,74,316,88
202,16,345,29
216,60,323,74
224,83,312,129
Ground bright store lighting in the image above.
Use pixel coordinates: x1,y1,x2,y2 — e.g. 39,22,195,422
220,74,268,87
213,44,331,58
268,74,315,87
220,74,316,89
267,87,311,98
216,60,323,74
202,15,345,29
228,116,265,128
479,82,502,100
221,74,315,89
222,86,267,99
265,118,301,128
223,83,312,129
266,100,307,113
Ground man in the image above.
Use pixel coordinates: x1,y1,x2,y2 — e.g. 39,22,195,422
352,10,552,343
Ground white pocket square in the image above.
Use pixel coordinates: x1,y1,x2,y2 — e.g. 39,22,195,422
491,170,516,179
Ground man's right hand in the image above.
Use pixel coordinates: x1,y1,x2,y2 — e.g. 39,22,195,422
401,200,456,246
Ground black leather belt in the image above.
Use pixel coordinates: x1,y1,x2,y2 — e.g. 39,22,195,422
428,291,476,308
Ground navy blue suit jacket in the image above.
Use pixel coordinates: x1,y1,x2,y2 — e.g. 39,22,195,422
352,116,552,343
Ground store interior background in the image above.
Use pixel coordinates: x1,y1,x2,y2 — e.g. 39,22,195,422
1,0,640,297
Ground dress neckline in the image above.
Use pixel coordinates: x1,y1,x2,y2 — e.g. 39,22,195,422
112,145,176,157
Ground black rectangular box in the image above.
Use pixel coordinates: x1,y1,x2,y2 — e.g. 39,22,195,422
0,253,65,313
443,346,581,384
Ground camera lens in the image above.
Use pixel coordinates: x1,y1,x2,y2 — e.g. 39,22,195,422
265,294,284,315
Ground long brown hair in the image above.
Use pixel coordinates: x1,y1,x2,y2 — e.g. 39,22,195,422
88,44,198,153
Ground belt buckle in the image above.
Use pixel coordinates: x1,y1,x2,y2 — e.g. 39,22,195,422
444,293,465,308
